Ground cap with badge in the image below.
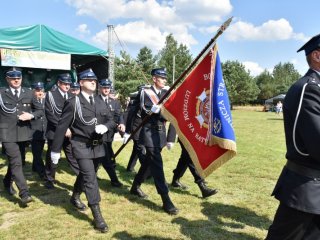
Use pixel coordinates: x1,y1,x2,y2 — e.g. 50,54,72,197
78,68,97,80
6,67,22,79
32,82,44,90
57,73,72,84
70,82,80,89
99,79,112,87
297,34,320,55
151,67,167,78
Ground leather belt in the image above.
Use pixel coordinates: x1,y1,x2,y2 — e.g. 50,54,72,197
286,160,320,179
72,136,103,146
144,124,164,131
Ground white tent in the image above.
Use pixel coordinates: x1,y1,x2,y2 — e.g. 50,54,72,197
265,94,286,104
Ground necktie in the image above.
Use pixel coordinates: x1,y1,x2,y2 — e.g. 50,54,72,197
14,89,19,99
105,97,108,104
64,94,67,100
89,96,94,105
157,90,161,97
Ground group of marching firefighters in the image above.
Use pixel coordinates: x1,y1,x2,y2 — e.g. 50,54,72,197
0,66,217,233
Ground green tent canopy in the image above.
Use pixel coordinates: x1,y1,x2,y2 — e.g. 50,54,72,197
0,24,109,88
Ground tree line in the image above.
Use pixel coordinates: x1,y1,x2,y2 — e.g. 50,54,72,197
114,34,302,107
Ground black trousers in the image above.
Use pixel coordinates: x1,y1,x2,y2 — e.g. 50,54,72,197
76,157,102,206
31,138,45,176
133,146,168,195
100,142,118,182
3,142,29,198
173,141,203,183
127,140,139,171
45,138,80,183
266,203,320,240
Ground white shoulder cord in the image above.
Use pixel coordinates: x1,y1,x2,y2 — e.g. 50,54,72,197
0,94,16,113
74,96,97,126
293,82,309,156
48,91,62,115
140,90,152,115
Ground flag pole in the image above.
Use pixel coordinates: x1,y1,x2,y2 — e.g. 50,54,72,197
113,17,233,159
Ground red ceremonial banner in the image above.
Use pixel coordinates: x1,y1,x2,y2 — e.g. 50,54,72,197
162,45,236,178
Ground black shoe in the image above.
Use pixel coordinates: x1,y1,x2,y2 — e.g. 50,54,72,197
130,186,148,199
21,195,33,205
198,182,218,198
44,181,55,189
3,182,17,195
90,205,108,233
70,196,87,211
161,194,179,215
171,179,188,190
111,181,123,188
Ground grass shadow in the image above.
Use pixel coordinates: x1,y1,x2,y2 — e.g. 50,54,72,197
112,231,175,240
172,202,271,240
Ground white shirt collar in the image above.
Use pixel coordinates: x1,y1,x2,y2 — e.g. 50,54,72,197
81,91,94,104
10,87,21,95
58,88,67,99
153,85,161,95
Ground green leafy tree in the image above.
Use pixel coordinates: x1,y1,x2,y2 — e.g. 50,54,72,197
222,60,260,107
157,34,192,85
136,46,157,78
255,70,275,100
114,50,145,105
272,62,301,94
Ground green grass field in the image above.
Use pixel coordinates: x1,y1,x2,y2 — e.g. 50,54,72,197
0,110,286,240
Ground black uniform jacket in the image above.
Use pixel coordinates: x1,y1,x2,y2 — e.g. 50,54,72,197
45,89,73,140
125,94,142,141
31,98,46,140
272,69,320,214
51,93,116,160
0,87,43,142
100,95,124,142
138,86,167,148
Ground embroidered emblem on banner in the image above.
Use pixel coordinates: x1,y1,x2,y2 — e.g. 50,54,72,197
195,89,210,129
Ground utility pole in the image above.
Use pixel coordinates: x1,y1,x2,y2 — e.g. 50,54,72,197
172,55,175,83
107,24,115,88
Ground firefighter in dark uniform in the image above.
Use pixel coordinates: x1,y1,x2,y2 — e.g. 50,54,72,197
97,78,123,187
69,82,80,95
1,67,43,205
30,82,46,179
44,73,80,189
266,34,320,239
124,67,179,215
50,69,116,233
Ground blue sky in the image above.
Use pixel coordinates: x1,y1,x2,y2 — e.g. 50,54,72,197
0,0,316,76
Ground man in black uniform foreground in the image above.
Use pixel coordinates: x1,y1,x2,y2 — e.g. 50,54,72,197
44,73,79,189
50,69,116,233
124,67,179,215
266,34,320,239
1,67,43,205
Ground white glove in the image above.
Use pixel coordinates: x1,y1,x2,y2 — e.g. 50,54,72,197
95,124,108,134
167,142,174,150
151,104,161,114
18,112,34,121
51,152,61,164
123,133,130,144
